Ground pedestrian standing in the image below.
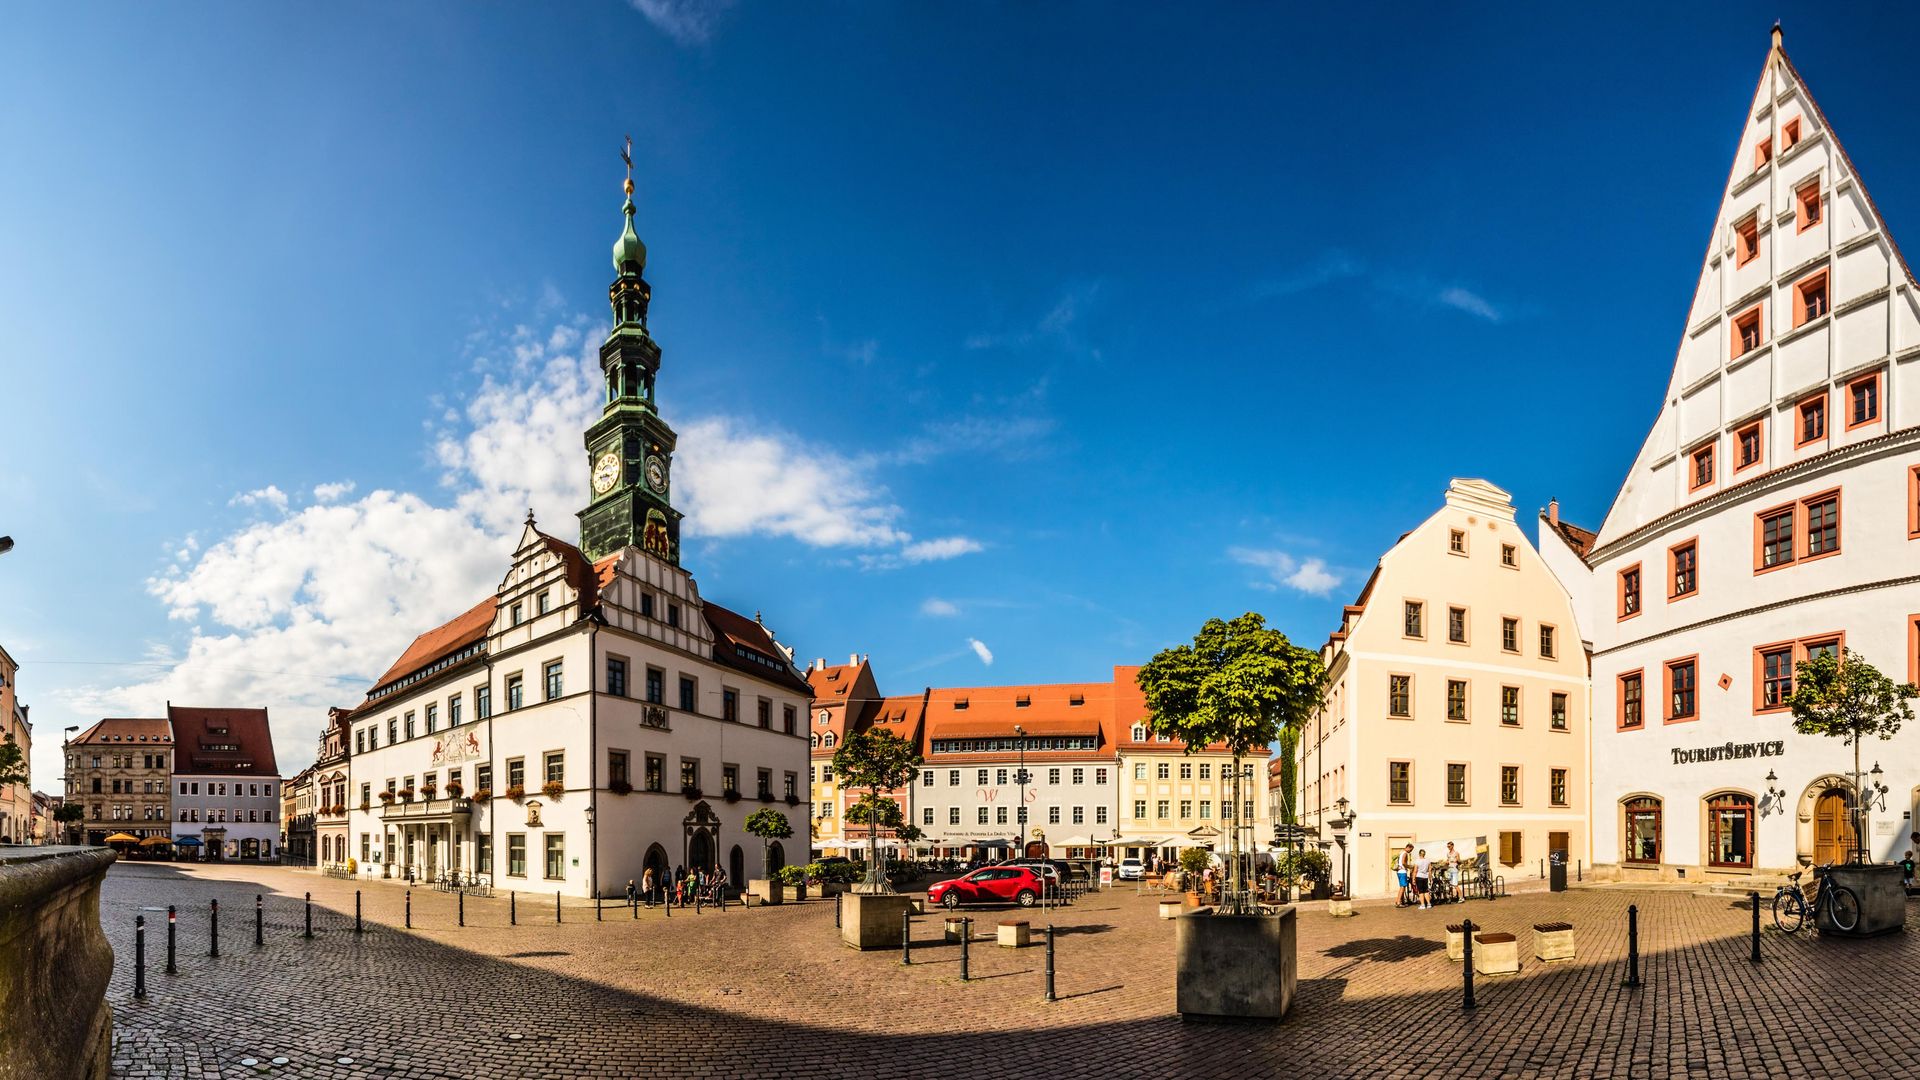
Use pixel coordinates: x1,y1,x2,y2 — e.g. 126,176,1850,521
1413,848,1432,910
641,867,656,907
626,878,638,909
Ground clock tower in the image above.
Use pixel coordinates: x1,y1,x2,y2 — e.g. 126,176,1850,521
578,169,683,563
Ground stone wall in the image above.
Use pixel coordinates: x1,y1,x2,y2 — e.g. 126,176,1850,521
0,846,116,1080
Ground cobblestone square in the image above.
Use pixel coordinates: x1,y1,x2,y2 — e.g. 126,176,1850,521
96,863,1920,1079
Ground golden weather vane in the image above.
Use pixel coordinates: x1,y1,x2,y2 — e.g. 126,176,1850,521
621,135,634,197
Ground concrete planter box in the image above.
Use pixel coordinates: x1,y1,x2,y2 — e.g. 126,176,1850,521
840,892,915,950
1472,932,1520,975
1158,900,1184,919
1175,906,1297,1021
748,878,781,906
910,898,927,914
1820,864,1906,937
784,882,808,903
1327,898,1354,918
819,883,849,897
1533,922,1575,962
1444,923,1465,961
997,920,1030,947
943,916,969,942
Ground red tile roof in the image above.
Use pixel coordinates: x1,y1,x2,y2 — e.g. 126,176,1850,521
921,679,1117,762
167,705,280,778
1540,515,1598,561
703,602,813,694
368,596,497,693
71,717,172,746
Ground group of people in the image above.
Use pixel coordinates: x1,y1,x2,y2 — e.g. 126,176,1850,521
627,864,729,909
1393,842,1465,910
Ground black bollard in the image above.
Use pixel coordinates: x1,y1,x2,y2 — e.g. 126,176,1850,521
209,898,220,958
166,906,177,975
1578,860,1583,883
304,892,313,939
632,893,638,920
556,891,562,924
1461,918,1476,1010
1045,924,1056,1002
511,890,516,925
1750,891,1762,963
695,887,703,915
1623,904,1642,988
459,890,465,927
597,894,602,922
901,909,912,965
134,915,147,1000
354,890,363,934
406,889,412,929
834,893,841,929
663,889,669,918
255,894,264,947
960,918,971,981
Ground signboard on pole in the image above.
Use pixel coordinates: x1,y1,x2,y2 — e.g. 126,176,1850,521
1099,866,1113,887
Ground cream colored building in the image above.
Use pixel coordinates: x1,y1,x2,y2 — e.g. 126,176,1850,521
0,645,29,844
1298,479,1590,898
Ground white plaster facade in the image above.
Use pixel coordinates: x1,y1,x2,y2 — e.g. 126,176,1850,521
1546,32,1920,881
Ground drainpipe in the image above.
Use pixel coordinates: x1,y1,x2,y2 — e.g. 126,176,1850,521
587,614,600,901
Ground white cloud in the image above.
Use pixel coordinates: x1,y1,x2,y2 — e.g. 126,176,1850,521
627,0,736,45
920,598,960,617
78,312,978,771
1228,546,1343,597
229,485,289,512
1436,286,1502,323
967,638,994,666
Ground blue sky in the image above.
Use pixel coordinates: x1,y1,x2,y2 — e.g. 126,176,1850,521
7,5,1920,782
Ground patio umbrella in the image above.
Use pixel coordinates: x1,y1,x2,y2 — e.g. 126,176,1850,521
172,836,203,847
139,836,173,847
103,833,139,844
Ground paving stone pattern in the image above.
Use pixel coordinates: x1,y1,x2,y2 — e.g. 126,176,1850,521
100,864,1918,1079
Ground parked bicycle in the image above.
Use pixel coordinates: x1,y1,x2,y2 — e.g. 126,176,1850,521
1772,864,1860,934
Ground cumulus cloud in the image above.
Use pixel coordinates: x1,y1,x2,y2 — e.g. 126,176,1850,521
627,0,736,45
72,312,983,770
967,638,994,666
1228,546,1343,597
229,485,289,512
920,598,960,618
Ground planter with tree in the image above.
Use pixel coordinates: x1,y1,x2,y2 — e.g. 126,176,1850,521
1138,612,1323,1021
1786,647,1916,936
743,807,794,905
776,864,808,902
831,729,922,948
1178,847,1211,906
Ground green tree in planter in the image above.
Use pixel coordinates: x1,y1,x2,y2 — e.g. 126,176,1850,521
1138,612,1324,915
743,807,793,882
1786,647,1916,863
53,802,84,844
1178,846,1212,893
832,729,921,891
844,794,905,889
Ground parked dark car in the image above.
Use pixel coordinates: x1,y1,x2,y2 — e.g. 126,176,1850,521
926,866,1045,909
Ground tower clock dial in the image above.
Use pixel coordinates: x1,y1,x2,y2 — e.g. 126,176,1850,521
591,450,621,495
645,454,669,494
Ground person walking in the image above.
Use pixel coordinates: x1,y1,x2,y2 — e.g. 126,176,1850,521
625,878,638,909
1442,842,1461,902
1413,848,1433,910
641,867,656,907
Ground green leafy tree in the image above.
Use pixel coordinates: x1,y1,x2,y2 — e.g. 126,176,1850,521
833,729,922,892
1786,647,1916,862
743,807,793,881
53,803,84,844
1138,612,1324,914
0,735,27,789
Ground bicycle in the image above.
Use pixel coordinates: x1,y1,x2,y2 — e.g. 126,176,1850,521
1772,865,1860,934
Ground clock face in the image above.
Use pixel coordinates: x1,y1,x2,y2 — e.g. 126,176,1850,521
645,455,668,494
591,451,620,495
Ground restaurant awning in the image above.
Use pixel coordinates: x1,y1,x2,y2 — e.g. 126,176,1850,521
139,835,173,847
172,836,203,847
104,833,139,843
1055,835,1093,846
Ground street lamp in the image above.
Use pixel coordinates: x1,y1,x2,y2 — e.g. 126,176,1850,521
1013,724,1028,857
1329,796,1354,899
0,536,13,556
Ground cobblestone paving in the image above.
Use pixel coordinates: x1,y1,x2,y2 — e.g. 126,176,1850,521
99,864,1917,1079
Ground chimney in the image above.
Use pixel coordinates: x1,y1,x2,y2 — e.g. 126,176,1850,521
1548,498,1559,526
850,653,860,667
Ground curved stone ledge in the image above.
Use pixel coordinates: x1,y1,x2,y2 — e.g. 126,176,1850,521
0,846,118,1080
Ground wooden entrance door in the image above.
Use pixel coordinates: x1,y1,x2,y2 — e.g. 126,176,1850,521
1813,790,1855,865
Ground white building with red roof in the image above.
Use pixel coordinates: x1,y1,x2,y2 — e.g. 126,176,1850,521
168,705,282,861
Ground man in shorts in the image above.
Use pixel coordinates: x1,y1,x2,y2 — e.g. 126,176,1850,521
1413,849,1433,910
1395,844,1414,906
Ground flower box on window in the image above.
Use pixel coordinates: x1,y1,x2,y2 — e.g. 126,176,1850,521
396,788,415,802
785,794,801,807
378,791,395,804
759,791,775,803
541,780,565,800
609,778,633,796
469,788,492,801
681,785,702,800
724,790,742,803
506,785,526,801
444,782,463,798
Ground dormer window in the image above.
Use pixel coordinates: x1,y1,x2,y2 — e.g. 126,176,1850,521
1782,118,1801,150
953,698,969,710
1734,216,1760,267
1131,725,1146,741
1015,696,1030,708
1732,305,1763,359
1796,179,1821,231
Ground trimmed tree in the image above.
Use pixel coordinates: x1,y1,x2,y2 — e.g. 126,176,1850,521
0,735,27,788
1786,647,1916,862
1137,612,1325,915
54,802,84,844
833,729,922,891
743,807,793,881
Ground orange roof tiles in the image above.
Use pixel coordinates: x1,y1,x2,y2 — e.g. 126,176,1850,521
72,717,172,746
368,596,496,693
167,705,280,777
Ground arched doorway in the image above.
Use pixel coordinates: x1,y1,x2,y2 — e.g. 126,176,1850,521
643,843,670,897
1623,796,1661,865
768,841,786,876
1813,788,1856,865
730,845,745,888
689,831,713,872
682,801,720,872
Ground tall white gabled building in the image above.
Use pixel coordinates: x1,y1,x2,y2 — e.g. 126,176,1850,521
1545,27,1920,881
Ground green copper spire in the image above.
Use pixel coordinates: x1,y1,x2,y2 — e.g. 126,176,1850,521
613,195,647,273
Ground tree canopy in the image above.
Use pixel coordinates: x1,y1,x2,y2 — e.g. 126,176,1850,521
833,729,922,891
1787,647,1916,745
743,808,793,842
1136,612,1324,757
0,736,27,789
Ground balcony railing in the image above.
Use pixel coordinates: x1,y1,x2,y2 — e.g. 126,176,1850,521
378,797,473,822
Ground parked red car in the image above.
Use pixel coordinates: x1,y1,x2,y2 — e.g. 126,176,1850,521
927,866,1044,909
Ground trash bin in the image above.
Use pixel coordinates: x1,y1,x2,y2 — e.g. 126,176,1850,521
1549,852,1568,893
